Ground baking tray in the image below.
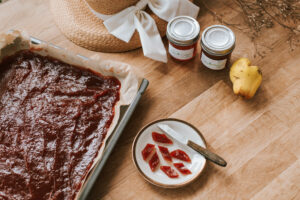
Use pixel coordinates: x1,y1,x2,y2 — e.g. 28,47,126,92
30,37,149,200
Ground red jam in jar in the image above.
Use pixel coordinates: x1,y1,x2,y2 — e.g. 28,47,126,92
200,25,235,70
167,16,200,62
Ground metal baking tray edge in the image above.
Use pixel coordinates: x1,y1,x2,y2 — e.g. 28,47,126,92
30,37,149,200
78,78,148,200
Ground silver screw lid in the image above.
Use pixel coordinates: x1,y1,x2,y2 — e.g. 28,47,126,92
167,16,200,46
201,25,235,56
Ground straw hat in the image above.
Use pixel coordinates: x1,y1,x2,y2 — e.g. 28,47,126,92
50,0,193,53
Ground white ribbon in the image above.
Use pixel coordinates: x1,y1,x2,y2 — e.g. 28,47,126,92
87,0,200,62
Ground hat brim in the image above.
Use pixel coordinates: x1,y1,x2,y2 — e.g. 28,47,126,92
50,0,169,53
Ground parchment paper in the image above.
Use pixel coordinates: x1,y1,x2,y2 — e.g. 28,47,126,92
0,30,142,199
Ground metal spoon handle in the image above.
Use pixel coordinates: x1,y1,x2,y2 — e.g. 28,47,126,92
187,140,227,167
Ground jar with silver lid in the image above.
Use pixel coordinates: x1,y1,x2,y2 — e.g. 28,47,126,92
166,16,200,62
200,25,235,70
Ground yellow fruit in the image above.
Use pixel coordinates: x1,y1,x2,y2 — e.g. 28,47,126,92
230,58,262,99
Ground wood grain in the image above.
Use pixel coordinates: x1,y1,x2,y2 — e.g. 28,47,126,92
0,0,299,199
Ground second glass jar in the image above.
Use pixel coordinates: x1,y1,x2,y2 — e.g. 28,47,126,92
200,25,236,70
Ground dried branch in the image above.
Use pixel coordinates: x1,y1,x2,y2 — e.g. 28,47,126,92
202,0,300,56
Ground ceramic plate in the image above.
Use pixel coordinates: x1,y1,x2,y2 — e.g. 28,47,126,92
132,118,207,188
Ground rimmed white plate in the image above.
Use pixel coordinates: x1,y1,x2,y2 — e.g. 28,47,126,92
132,118,207,188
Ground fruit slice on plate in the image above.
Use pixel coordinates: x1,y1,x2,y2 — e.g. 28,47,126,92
160,166,179,178
174,163,192,175
149,152,160,172
170,149,191,163
141,143,155,160
152,132,173,144
158,146,172,162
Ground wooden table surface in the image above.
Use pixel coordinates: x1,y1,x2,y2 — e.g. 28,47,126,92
1,0,299,199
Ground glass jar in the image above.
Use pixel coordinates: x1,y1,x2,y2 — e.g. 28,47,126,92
200,25,235,70
166,16,200,62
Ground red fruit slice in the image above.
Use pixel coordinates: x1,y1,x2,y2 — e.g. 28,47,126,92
152,132,173,144
170,149,191,162
174,163,192,175
160,166,179,178
141,143,155,160
149,152,160,171
158,146,172,162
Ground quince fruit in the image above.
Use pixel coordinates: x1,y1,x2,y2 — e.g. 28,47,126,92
230,58,262,99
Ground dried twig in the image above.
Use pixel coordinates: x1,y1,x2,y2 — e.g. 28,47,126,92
236,0,300,51
201,0,300,56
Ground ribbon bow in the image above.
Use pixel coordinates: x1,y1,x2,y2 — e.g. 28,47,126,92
89,0,200,62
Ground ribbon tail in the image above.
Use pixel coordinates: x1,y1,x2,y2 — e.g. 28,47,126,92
134,11,167,63
148,0,179,22
103,7,136,42
176,0,200,18
149,0,200,22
